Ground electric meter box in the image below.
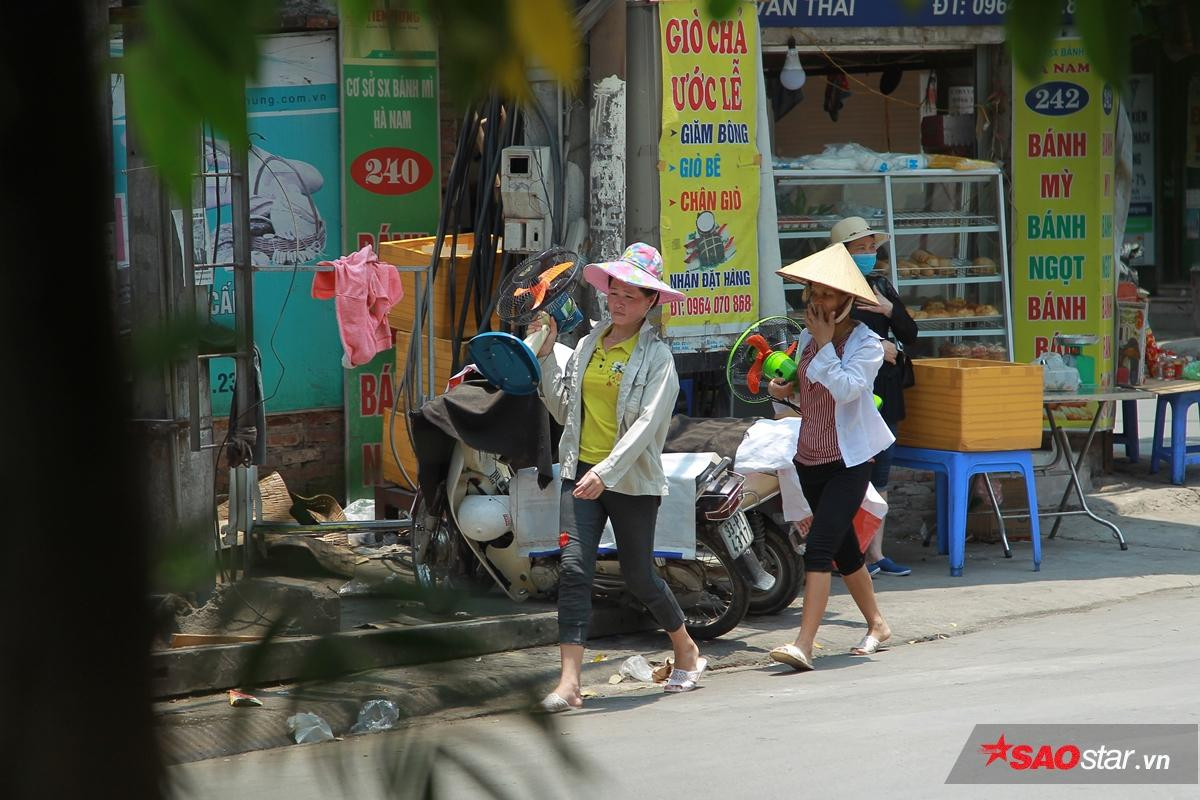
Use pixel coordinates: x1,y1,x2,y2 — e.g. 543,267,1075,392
500,146,553,253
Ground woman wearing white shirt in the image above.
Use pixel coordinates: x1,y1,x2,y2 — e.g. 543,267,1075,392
766,243,895,671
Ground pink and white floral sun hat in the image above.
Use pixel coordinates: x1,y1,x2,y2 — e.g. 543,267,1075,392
583,242,686,304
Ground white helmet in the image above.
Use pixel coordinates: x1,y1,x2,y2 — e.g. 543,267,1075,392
456,494,513,542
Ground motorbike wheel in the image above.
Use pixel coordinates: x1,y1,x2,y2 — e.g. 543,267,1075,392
411,492,462,615
747,518,802,616
675,529,751,640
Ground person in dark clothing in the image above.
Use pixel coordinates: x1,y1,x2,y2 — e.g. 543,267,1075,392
832,216,918,577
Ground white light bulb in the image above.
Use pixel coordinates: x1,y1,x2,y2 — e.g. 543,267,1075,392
780,45,806,91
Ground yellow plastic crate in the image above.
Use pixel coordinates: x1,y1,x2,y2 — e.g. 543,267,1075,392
896,358,1043,452
379,234,504,339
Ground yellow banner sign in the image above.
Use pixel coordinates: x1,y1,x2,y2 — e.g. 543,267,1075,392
658,0,760,339
1012,38,1117,427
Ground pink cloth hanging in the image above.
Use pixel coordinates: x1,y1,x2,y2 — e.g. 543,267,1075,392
311,244,403,367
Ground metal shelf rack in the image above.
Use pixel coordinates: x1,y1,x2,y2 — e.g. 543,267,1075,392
772,167,1013,360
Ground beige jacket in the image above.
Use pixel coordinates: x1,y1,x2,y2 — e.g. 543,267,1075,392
538,319,679,496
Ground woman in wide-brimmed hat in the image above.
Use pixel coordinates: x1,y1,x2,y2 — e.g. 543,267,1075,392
532,242,706,712
832,216,919,578
766,242,895,671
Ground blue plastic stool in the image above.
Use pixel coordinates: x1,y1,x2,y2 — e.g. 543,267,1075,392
1112,399,1141,463
892,446,1042,577
1149,390,1200,485
675,378,695,416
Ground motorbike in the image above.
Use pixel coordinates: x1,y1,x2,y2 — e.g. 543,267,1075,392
411,442,768,640
738,470,805,616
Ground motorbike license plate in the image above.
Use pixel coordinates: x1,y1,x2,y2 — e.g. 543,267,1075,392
718,513,754,558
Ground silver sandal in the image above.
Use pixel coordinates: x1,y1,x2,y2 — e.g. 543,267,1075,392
664,657,708,693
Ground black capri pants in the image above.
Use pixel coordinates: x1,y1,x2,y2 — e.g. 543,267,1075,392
795,458,872,575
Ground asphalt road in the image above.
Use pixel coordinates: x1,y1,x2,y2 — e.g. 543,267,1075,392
171,587,1200,799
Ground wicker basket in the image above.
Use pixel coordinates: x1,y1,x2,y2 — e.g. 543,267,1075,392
216,470,294,525
291,491,347,524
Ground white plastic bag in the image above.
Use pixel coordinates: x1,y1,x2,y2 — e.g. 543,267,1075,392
618,655,655,683
343,498,376,521
349,699,400,734
1035,353,1080,392
287,712,334,744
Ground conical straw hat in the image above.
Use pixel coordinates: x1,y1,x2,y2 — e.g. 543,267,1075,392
776,242,876,304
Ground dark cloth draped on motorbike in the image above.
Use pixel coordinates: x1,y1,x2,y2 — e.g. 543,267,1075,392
664,416,760,462
409,378,559,503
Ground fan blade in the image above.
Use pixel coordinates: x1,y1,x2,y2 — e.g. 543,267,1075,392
744,334,773,356
746,352,767,395
530,281,548,308
512,279,549,309
537,260,575,284
786,341,798,357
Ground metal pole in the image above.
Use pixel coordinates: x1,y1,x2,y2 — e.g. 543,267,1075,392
625,1,661,246
229,145,256,436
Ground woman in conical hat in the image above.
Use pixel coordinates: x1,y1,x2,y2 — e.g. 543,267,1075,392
766,242,896,671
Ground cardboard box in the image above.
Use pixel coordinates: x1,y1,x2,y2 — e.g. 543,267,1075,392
380,233,504,339
898,359,1043,451
1115,301,1149,386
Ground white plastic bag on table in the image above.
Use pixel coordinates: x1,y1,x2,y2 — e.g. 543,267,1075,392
1035,352,1080,392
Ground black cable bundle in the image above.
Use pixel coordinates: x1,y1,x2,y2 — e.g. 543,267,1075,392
390,98,522,488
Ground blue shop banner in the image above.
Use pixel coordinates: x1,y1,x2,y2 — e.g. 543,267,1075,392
758,0,1011,28
205,32,344,415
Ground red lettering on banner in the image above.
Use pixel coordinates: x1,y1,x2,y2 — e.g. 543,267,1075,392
1028,294,1087,321
706,20,747,54
1028,132,1087,158
681,190,717,211
360,373,378,416
1039,171,1075,198
362,443,383,487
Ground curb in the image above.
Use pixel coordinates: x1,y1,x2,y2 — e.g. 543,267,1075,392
153,604,655,699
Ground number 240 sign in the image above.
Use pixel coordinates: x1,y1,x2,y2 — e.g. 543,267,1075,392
350,147,433,195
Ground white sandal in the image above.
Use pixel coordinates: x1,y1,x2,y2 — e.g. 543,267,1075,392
664,657,708,693
850,634,890,656
537,692,575,713
769,644,814,671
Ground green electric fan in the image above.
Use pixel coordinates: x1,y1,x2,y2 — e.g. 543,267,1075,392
726,316,883,411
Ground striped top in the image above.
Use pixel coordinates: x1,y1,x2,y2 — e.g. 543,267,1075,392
795,331,852,466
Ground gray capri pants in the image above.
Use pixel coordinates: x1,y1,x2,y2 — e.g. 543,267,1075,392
557,462,686,645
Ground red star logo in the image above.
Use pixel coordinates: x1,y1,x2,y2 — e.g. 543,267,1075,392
980,733,1012,766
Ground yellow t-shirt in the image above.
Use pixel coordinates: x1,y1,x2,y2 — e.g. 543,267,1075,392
578,332,639,465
